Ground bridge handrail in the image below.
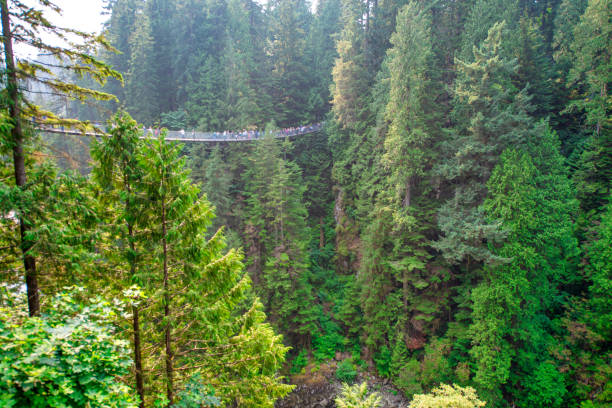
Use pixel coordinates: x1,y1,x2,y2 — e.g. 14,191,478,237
34,121,324,142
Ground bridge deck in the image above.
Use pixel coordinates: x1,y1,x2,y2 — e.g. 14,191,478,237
37,123,323,142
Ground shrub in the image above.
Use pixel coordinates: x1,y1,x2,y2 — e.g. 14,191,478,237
374,345,392,377
290,349,309,374
409,384,485,408
336,359,358,383
313,317,346,361
335,382,382,408
0,289,138,408
171,374,221,408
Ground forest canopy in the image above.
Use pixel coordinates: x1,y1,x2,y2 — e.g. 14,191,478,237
0,0,610,407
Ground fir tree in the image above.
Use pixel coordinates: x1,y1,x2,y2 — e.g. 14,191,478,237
91,111,146,407
0,0,120,316
471,126,579,406
126,9,159,125
137,133,293,406
568,0,611,218
331,0,370,129
435,22,533,266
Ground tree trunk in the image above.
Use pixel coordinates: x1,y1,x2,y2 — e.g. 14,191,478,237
127,216,145,408
162,202,173,406
132,305,145,408
403,179,412,208
319,217,325,249
1,0,40,316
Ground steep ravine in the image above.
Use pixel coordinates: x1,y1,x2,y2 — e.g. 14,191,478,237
276,360,410,408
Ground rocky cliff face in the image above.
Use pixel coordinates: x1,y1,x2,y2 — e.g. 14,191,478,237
276,361,410,408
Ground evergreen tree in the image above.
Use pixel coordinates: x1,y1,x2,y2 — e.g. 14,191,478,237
137,133,292,406
331,0,370,129
435,22,533,266
200,145,235,234
0,0,120,316
243,131,317,343
471,125,579,406
126,9,159,125
551,0,588,157
91,111,146,407
102,0,142,104
585,197,612,341
568,0,611,218
307,0,342,121
459,0,519,62
267,0,313,126
224,0,261,129
359,1,447,353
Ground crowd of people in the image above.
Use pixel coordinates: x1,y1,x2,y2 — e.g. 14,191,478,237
35,119,323,142
143,123,323,140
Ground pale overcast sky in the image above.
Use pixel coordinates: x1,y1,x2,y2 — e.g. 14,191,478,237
16,0,318,57
15,0,106,58
51,0,107,33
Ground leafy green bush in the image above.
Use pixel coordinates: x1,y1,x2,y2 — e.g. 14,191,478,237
290,349,309,374
374,345,392,377
0,289,138,408
313,316,346,361
409,384,485,407
335,382,381,408
336,359,358,383
171,374,221,408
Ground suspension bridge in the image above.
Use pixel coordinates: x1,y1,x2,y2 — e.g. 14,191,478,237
36,122,324,142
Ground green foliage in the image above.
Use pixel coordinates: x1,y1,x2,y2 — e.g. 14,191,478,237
171,375,221,408
470,132,579,405
586,198,612,339
335,382,382,408
336,359,358,383
394,358,423,398
409,384,485,408
313,316,346,361
0,289,138,408
160,110,188,130
523,361,567,408
3,0,609,406
134,132,293,406
436,21,533,265
290,350,309,374
373,346,392,378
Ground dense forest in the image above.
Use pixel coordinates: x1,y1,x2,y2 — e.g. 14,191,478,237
1,0,610,407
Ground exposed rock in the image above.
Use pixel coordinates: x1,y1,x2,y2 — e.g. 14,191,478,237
276,362,411,408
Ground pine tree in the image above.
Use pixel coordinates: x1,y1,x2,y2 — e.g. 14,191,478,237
471,125,579,406
91,111,146,407
331,0,370,129
224,0,261,130
201,145,234,233
568,0,611,218
102,0,142,104
459,0,519,62
307,0,342,121
360,1,447,351
551,0,588,157
579,196,612,356
243,130,317,343
435,22,533,266
267,0,313,126
126,9,160,125
137,133,292,406
0,0,120,315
